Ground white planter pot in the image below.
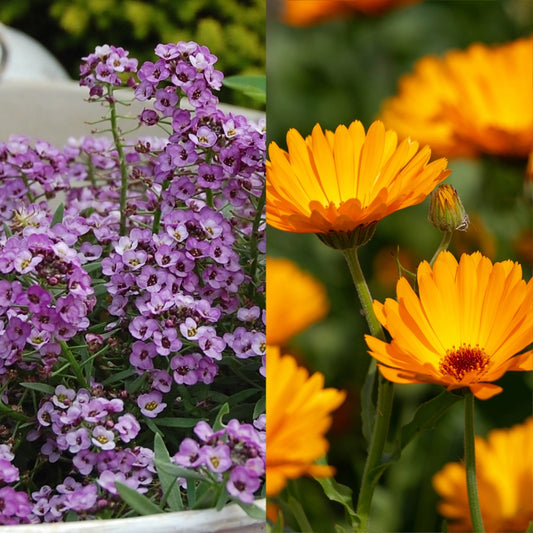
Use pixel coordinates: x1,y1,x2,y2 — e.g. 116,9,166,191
0,79,264,147
0,499,266,532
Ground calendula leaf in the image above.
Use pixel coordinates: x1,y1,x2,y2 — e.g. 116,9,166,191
314,459,359,528
393,389,463,459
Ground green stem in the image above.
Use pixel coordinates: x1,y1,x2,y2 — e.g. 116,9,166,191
59,341,89,389
464,391,484,533
341,247,385,341
341,247,394,532
107,86,130,236
429,231,453,266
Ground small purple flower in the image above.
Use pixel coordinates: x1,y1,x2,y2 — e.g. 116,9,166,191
0,458,20,483
91,426,116,450
173,438,203,468
226,466,261,504
115,413,141,443
203,444,232,473
170,354,199,385
137,390,166,418
65,427,91,454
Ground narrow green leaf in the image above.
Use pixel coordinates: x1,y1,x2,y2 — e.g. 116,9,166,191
253,396,265,419
115,482,164,516
101,367,137,386
236,500,266,521
360,368,377,445
3,222,12,237
152,417,202,428
153,433,184,511
212,402,230,431
153,457,206,481
215,483,229,511
20,382,55,394
82,261,102,274
287,494,313,533
51,203,64,227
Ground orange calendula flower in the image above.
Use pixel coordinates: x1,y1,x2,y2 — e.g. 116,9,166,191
365,251,533,400
280,0,422,26
380,37,533,158
266,256,329,346
267,120,451,247
433,417,533,531
266,346,346,497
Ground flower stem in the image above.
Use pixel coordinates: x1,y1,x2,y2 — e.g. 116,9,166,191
341,247,394,532
107,86,130,236
464,390,485,533
341,247,385,342
430,231,453,265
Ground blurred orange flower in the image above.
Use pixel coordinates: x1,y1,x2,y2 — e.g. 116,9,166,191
266,346,346,497
365,251,533,399
380,37,533,158
433,417,533,531
280,0,422,26
266,256,329,346
267,120,450,244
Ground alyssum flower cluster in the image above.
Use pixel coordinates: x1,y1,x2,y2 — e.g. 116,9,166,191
0,41,265,524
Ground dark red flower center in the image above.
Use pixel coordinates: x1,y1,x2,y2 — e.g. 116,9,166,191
439,343,489,381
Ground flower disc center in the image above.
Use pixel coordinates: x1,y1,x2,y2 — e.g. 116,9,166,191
439,344,489,382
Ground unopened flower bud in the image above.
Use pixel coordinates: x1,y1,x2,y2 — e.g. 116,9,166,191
428,184,469,233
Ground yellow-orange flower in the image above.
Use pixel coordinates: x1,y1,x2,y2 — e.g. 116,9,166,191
267,120,451,238
433,417,533,531
266,346,346,497
266,256,329,346
365,251,533,399
380,37,533,158
280,0,422,27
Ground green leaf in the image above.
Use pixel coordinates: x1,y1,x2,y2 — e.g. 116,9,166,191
3,222,12,237
101,367,138,386
525,521,533,533
360,367,377,445
153,457,206,482
253,395,265,419
287,494,314,533
152,417,203,428
82,261,102,274
391,390,463,460
115,482,164,516
153,432,184,511
236,500,266,521
223,74,266,104
51,203,64,227
212,402,230,431
20,382,55,394
314,460,359,528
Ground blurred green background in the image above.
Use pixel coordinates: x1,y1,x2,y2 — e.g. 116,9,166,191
267,1,533,531
0,0,265,107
